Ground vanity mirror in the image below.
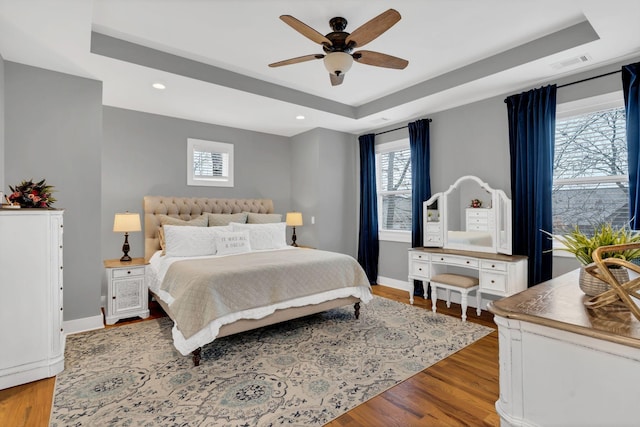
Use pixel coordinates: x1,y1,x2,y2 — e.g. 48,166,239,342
423,175,512,255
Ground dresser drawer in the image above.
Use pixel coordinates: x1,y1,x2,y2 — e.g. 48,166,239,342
424,233,443,244
432,255,479,268
467,209,489,218
480,271,507,293
112,266,146,279
481,260,508,272
468,224,489,231
410,260,430,279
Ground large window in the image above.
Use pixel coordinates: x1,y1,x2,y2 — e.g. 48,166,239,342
187,138,234,187
553,93,627,236
376,139,412,242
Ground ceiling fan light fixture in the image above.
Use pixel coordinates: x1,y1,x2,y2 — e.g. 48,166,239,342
323,52,353,76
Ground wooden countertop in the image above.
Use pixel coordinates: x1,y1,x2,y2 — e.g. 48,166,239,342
488,269,640,349
412,246,528,262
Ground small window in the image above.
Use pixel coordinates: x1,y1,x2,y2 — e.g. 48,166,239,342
376,139,412,242
187,138,234,187
553,93,627,236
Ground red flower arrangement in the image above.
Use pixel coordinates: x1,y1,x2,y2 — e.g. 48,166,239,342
8,178,56,208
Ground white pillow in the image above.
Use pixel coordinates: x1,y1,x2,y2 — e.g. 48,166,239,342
163,225,221,257
215,230,252,255
230,222,287,250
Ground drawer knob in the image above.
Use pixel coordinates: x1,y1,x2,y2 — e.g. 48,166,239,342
466,261,470,264
491,280,495,283
113,296,116,299
127,271,131,274
492,264,495,268
418,268,422,271
440,257,444,261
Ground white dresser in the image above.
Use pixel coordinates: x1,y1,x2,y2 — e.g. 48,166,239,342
0,209,65,390
407,247,527,305
465,208,492,231
489,269,640,427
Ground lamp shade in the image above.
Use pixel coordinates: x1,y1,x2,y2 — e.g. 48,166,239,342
113,212,141,233
323,52,353,76
286,212,303,227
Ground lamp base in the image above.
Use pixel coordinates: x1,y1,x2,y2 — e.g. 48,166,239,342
120,232,132,262
291,227,299,247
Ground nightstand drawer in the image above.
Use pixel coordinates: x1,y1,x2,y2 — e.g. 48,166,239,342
112,266,145,279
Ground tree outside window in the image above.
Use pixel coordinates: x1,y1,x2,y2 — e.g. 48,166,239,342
553,105,627,236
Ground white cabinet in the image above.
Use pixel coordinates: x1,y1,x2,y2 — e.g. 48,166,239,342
0,209,65,390
489,270,640,427
465,208,492,231
104,258,149,325
407,247,527,305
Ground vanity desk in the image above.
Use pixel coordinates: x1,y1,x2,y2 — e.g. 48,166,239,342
410,176,528,308
408,247,527,304
488,269,640,427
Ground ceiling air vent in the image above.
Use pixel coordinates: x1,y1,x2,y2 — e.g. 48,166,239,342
551,54,591,70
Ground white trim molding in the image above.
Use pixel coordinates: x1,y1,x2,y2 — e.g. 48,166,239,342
63,314,104,335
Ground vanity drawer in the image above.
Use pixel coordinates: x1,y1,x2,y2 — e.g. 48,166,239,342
481,260,508,272
468,224,489,231
411,251,430,261
426,223,442,232
112,266,146,279
424,233,443,244
480,271,507,293
410,261,430,279
433,255,479,268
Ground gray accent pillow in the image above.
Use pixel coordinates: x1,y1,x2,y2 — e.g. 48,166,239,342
157,214,208,253
206,212,248,226
246,212,282,224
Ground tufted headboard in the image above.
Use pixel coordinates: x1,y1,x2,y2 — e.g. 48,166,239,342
143,196,274,261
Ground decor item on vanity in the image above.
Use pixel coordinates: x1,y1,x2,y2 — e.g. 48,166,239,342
113,212,142,262
286,211,303,247
542,223,640,296
470,198,482,208
7,178,56,208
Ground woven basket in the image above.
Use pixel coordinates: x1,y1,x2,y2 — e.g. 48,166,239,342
579,264,629,296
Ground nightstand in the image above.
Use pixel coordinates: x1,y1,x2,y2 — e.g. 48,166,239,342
104,258,150,325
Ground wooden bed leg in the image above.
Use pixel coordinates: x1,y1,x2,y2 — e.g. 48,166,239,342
354,302,361,319
192,347,202,367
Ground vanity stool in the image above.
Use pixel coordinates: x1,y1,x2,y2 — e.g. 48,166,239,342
430,273,481,322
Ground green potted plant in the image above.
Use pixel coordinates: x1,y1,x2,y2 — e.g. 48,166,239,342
543,223,640,295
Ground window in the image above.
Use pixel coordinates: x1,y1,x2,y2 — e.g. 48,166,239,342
187,138,234,187
553,93,627,236
376,139,412,242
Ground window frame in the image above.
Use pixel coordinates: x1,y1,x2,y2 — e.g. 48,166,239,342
552,91,627,255
187,138,234,187
375,138,412,243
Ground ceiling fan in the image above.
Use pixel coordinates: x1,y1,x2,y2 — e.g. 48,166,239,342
269,8,409,86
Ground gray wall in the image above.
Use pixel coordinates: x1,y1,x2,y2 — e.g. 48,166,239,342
0,53,4,191
102,106,293,263
374,55,640,286
4,62,103,321
290,128,358,256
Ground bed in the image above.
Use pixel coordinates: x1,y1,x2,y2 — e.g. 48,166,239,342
143,196,373,366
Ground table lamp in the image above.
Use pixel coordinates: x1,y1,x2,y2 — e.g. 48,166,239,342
113,212,141,261
286,212,303,247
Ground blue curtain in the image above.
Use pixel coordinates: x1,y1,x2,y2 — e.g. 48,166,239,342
623,62,640,229
409,119,431,296
358,133,379,284
506,85,557,286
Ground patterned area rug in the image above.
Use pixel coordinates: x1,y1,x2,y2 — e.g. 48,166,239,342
51,296,492,426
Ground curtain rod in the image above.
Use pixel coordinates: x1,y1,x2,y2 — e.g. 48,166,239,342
374,118,432,136
557,69,621,89
504,69,622,102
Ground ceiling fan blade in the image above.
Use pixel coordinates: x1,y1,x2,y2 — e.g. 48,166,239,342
280,15,333,46
345,9,401,48
330,73,344,86
269,54,325,68
353,50,408,69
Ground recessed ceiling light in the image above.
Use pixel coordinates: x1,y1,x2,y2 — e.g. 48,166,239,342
295,115,305,120
152,83,166,90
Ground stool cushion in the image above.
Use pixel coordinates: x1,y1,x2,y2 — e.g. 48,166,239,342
430,273,479,289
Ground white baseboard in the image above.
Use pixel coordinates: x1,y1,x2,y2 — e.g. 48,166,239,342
377,276,497,310
63,314,104,335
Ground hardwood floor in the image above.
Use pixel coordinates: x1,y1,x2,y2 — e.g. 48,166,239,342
0,286,500,427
